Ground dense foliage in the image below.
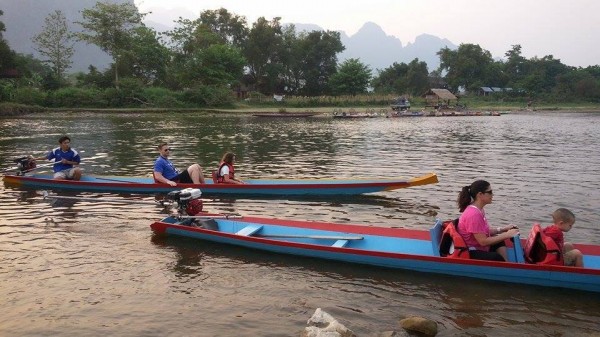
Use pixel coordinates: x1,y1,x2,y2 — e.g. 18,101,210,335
1,3,599,109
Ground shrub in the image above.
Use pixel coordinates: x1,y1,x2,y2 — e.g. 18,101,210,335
13,87,47,106
142,87,185,108
46,87,105,107
181,85,233,107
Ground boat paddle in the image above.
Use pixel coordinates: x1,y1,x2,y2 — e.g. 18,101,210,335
6,153,109,175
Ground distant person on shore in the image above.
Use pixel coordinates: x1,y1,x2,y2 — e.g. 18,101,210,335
153,142,205,186
213,152,246,184
543,208,584,267
32,135,82,180
456,180,519,261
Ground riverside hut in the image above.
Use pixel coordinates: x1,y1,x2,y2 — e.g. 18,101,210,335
422,89,458,109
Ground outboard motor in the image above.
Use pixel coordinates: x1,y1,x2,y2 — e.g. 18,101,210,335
14,157,36,175
166,188,203,216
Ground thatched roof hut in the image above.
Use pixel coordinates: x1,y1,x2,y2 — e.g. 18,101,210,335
422,89,458,108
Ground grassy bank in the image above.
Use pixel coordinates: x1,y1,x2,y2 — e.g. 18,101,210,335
2,100,600,116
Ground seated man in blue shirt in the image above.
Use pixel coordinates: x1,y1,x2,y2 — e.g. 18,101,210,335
153,142,205,186
34,136,82,180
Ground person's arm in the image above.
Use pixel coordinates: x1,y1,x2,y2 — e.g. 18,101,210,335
31,151,52,162
473,228,519,247
60,157,79,165
491,224,518,236
222,175,244,184
153,171,177,186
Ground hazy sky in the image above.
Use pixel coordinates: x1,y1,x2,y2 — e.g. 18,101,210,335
135,0,599,68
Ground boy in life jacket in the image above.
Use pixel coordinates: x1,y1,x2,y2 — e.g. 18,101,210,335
543,208,584,267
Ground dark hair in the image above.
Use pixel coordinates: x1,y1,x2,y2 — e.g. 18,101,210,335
221,152,235,165
157,142,168,150
457,180,490,212
552,208,575,224
58,136,71,144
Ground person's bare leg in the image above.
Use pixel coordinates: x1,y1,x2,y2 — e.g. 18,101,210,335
188,164,205,184
72,168,82,181
496,246,508,261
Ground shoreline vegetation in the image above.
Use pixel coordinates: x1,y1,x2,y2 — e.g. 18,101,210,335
2,101,600,116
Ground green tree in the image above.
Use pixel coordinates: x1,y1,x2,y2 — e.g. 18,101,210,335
76,2,146,89
371,59,429,96
297,30,345,96
198,8,248,47
504,44,527,87
521,55,571,94
177,43,246,87
438,43,494,92
0,9,16,74
243,17,285,94
164,8,248,90
554,69,600,100
166,26,245,89
372,62,409,94
120,26,170,85
75,65,113,89
405,59,430,95
278,24,304,94
12,53,53,89
329,58,371,96
32,10,74,84
165,8,248,54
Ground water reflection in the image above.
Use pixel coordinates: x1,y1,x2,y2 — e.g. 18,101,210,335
3,112,600,336
151,233,600,336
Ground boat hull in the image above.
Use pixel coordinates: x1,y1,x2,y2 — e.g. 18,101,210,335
3,172,438,196
151,216,600,293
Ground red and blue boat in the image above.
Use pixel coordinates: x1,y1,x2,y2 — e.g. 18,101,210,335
151,215,600,293
3,172,438,196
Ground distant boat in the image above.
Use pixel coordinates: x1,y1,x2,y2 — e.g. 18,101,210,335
332,108,382,119
390,97,410,111
253,112,317,117
387,110,424,118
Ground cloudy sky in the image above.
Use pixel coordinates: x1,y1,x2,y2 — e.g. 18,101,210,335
135,0,599,68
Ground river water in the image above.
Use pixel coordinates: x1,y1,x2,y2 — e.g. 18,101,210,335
1,111,599,336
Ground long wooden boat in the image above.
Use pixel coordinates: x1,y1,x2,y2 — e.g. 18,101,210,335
150,216,600,293
3,172,438,196
252,112,317,117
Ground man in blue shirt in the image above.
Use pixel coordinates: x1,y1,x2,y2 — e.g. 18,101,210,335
34,136,82,180
153,142,205,186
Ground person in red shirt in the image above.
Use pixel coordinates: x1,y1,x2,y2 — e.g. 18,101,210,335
543,208,584,267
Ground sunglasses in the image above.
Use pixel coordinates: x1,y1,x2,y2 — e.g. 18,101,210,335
163,148,171,151
482,190,493,195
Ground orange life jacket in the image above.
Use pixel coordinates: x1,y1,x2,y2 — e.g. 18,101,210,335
439,220,470,259
523,223,563,265
213,162,235,184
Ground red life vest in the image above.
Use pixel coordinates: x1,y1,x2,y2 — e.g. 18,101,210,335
213,162,235,184
523,223,563,265
439,220,470,259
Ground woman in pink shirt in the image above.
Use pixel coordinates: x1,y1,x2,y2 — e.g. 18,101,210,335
457,180,520,261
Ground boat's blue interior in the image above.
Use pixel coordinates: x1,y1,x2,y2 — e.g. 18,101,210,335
183,218,435,256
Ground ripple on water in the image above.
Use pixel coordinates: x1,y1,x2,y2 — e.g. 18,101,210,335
1,113,600,336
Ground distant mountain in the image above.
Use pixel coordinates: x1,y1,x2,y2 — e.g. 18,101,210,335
0,0,132,72
288,22,456,72
1,0,455,74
